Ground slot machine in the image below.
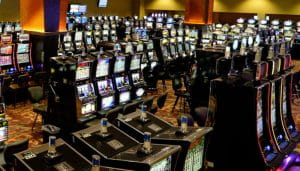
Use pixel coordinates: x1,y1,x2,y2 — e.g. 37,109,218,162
271,20,280,31
15,33,33,73
112,43,131,105
72,122,181,171
93,51,116,114
63,32,75,55
84,24,96,53
116,111,212,171
102,22,110,42
4,22,13,33
0,34,17,75
169,28,178,59
129,41,146,100
156,17,164,30
125,20,132,40
283,20,294,42
145,17,154,30
93,22,102,45
166,18,174,30
74,31,85,54
160,29,172,63
110,23,117,42
14,138,130,171
184,27,192,57
201,32,213,48
145,40,159,72
189,28,199,52
206,47,287,171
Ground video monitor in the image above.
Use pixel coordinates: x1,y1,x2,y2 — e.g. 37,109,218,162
130,56,141,70
75,32,83,41
137,44,144,52
150,156,172,171
96,59,110,78
257,90,263,137
77,83,94,99
119,91,130,104
19,34,30,42
101,95,115,110
132,73,140,82
136,88,145,97
76,62,90,81
81,17,88,24
86,37,92,45
81,101,96,115
5,25,12,33
114,56,125,73
17,54,30,64
17,43,29,54
170,45,176,55
184,137,205,171
156,23,163,29
0,125,8,142
147,42,154,50
103,30,109,36
0,56,12,66
0,45,12,55
99,0,108,8
69,4,79,13
1,35,12,44
151,62,158,70
78,5,87,13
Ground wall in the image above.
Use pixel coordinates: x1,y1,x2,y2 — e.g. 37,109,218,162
144,0,184,11
214,0,300,19
0,0,20,21
69,0,139,17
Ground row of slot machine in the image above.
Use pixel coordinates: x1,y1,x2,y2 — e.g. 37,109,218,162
199,18,300,169
0,31,33,75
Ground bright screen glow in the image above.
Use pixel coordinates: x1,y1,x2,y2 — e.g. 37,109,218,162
150,156,172,171
96,59,109,77
0,126,8,142
114,56,125,73
76,63,90,81
0,56,12,66
17,54,30,64
257,90,263,137
102,96,114,109
119,91,130,104
17,43,29,53
99,0,108,7
136,88,145,97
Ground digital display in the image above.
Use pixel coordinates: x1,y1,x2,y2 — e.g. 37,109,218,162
76,63,90,81
17,43,29,54
183,137,205,171
271,83,276,128
101,96,114,109
156,23,163,29
19,34,30,42
99,0,108,8
119,91,130,104
86,37,92,45
137,44,144,52
78,5,87,13
81,101,96,115
70,4,79,13
170,45,176,55
0,126,8,142
136,88,145,97
114,56,125,73
130,56,141,70
77,83,94,99
75,32,83,41
103,30,109,36
150,156,172,171
17,54,30,64
96,59,110,78
257,90,263,137
0,45,12,55
132,73,140,83
1,35,12,44
147,43,154,50
5,25,12,33
115,76,128,88
282,79,287,119
97,79,113,94
0,56,12,66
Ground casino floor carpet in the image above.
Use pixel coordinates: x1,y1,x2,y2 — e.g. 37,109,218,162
5,80,300,149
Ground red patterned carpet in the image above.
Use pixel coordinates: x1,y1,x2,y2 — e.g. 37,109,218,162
4,80,300,149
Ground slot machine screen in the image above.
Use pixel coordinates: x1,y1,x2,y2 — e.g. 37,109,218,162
70,4,79,13
0,125,8,142
75,32,83,41
17,43,29,53
103,30,109,36
150,156,172,171
96,59,110,77
114,56,125,73
170,45,176,55
184,137,205,171
81,101,96,115
78,5,87,13
99,0,108,7
19,34,30,42
1,35,12,44
130,55,141,70
119,91,130,104
77,83,94,99
156,23,163,29
101,96,115,110
147,43,154,50
137,44,144,52
0,56,12,66
0,45,12,55
5,25,12,32
136,88,145,97
115,77,124,88
271,83,276,127
257,90,263,137
81,17,88,24
86,37,92,45
17,54,30,64
282,79,287,119
76,63,90,81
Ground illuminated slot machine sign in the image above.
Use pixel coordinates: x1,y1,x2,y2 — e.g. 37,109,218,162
0,45,13,66
183,137,205,171
101,95,115,110
98,79,113,94
76,62,90,81
77,83,96,115
119,91,130,104
17,44,30,64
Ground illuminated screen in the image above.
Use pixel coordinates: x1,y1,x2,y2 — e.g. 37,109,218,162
99,0,108,7
0,45,12,55
97,79,113,94
130,56,141,70
119,91,130,104
183,137,205,171
0,56,12,66
70,4,79,13
132,73,140,83
86,37,92,45
76,63,90,81
103,30,109,36
17,43,29,53
0,125,8,142
114,56,125,73
19,34,30,42
78,5,87,13
96,59,110,77
81,101,96,115
77,84,94,99
5,25,12,32
75,32,83,41
137,44,144,52
136,88,145,97
156,23,163,29
17,54,30,64
115,76,128,88
101,96,114,109
150,156,172,171
271,83,276,127
257,90,263,137
170,45,176,55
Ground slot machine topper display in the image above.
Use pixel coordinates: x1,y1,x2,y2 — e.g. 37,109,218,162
84,24,96,53
0,34,16,75
63,32,75,55
15,33,33,73
74,31,85,54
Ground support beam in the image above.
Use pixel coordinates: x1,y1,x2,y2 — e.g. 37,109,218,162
185,0,214,25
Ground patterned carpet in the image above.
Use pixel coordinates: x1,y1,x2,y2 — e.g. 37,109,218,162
5,79,300,151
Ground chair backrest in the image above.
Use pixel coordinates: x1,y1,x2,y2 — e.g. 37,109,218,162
172,76,183,91
106,106,122,123
34,72,48,86
4,138,29,167
142,96,154,111
157,92,168,109
2,77,12,94
17,75,29,88
122,102,139,115
28,86,44,103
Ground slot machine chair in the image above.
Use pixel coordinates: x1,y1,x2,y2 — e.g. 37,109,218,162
28,86,47,131
9,74,29,109
171,75,190,113
150,92,168,114
3,138,29,170
1,77,12,104
85,106,124,127
139,96,154,112
122,101,140,115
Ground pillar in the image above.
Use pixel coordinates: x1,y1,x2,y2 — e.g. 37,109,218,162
185,0,214,25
